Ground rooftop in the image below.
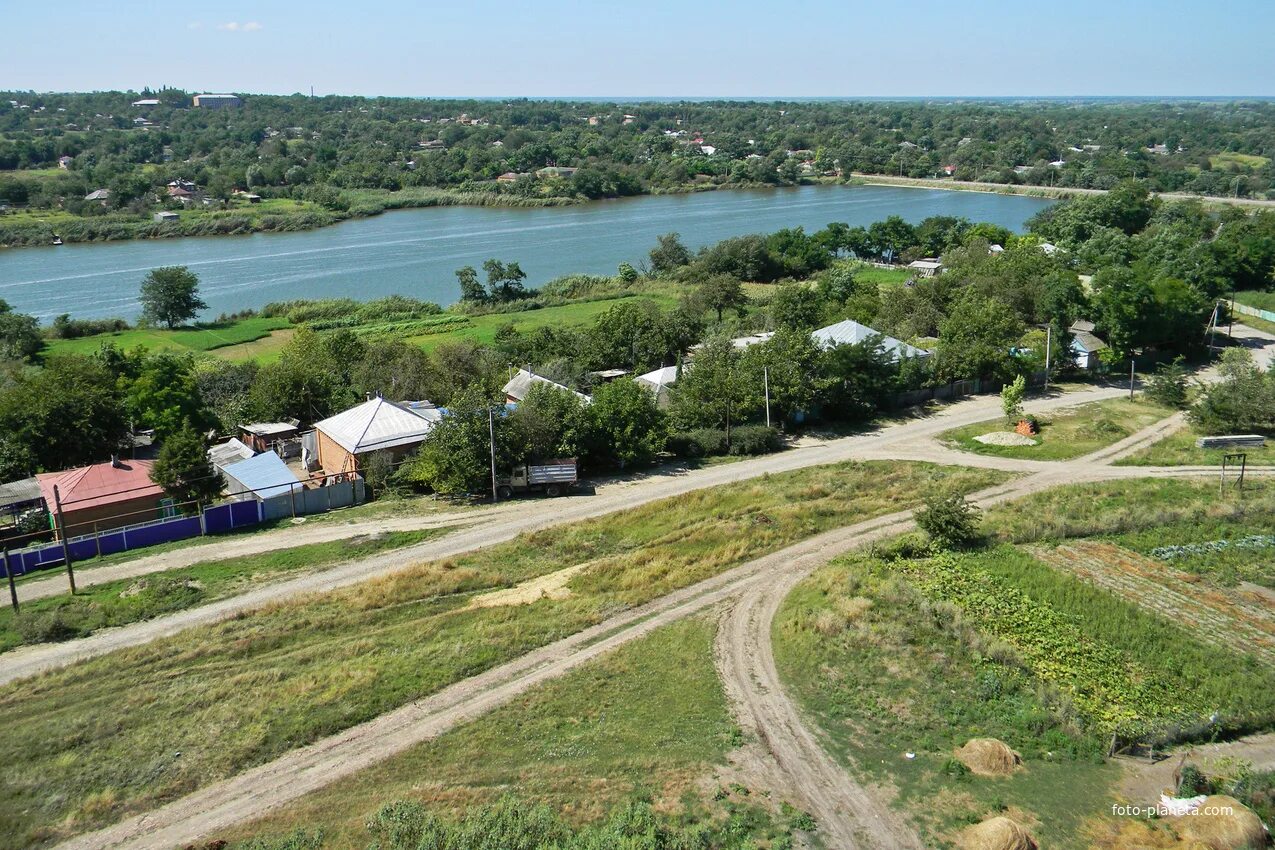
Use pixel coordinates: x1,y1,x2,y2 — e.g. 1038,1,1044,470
314,397,441,454
811,319,931,361
36,459,163,512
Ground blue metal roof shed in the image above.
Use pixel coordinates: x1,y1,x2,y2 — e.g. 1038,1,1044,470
221,452,304,501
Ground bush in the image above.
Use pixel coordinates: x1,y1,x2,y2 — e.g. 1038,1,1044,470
47,314,131,339
668,428,728,458
727,425,783,456
1145,357,1189,409
915,491,982,550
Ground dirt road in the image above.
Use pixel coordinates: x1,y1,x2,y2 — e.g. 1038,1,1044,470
1,383,1134,687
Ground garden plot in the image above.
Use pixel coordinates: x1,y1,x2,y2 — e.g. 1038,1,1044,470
1030,541,1275,666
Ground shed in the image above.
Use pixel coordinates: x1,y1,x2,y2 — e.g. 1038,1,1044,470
907,259,943,277
313,397,442,476
1069,323,1109,370
209,438,255,472
153,211,179,223
239,422,300,454
221,452,303,501
811,319,931,362
0,476,43,524
37,458,167,538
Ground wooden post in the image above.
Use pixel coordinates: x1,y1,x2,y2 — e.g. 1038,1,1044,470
2,546,17,613
52,484,76,595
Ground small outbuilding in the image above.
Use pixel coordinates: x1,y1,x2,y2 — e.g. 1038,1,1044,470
907,259,943,277
153,211,179,223
221,451,304,502
634,365,679,407
1069,320,1109,370
238,422,300,454
313,397,442,476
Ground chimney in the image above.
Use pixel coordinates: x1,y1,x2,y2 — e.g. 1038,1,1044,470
111,454,122,468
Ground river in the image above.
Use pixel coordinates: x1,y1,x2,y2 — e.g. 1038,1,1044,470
0,185,1053,321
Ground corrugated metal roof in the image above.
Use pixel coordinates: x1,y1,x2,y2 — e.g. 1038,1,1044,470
240,422,297,437
1071,330,1108,353
208,438,255,471
222,452,303,499
811,319,931,361
635,366,679,389
37,460,163,511
501,369,590,402
313,397,440,455
0,477,41,508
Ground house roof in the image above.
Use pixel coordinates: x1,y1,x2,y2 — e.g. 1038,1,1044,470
1071,330,1108,353
36,459,163,512
0,477,41,509
208,438,255,470
502,369,590,402
240,422,297,438
222,451,303,499
314,397,441,455
84,189,111,201
907,259,943,271
1070,319,1096,334
811,319,931,361
635,366,679,389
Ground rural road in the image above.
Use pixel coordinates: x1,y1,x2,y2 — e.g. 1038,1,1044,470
0,381,1146,686
47,410,1271,850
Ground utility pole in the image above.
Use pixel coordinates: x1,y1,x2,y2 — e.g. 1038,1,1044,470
52,484,76,595
2,546,16,613
1228,291,1236,339
1129,359,1136,400
1043,323,1052,392
763,366,771,429
488,407,499,503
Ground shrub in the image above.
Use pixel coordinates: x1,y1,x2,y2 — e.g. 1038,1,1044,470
1001,374,1026,422
915,491,982,550
47,314,131,339
667,428,728,458
1145,357,1189,409
727,425,783,456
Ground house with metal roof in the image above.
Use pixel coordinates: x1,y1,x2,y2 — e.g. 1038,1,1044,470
36,458,167,539
0,476,43,526
811,319,931,362
312,397,442,475
1069,320,1109,370
221,452,304,501
634,365,679,407
502,369,590,404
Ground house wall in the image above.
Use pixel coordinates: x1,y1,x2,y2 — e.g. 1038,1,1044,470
316,429,357,476
56,494,167,538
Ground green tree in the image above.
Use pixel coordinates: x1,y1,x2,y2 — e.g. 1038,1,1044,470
150,422,222,507
482,259,528,302
1091,267,1157,356
405,386,513,496
648,232,691,276
1188,349,1274,435
124,352,211,438
195,360,259,432
739,327,823,425
616,262,639,283
690,274,747,322
455,266,486,303
0,300,41,362
819,336,900,421
510,383,589,462
934,292,1025,383
0,355,128,471
1001,374,1026,422
139,266,206,328
768,283,825,331
584,379,666,469
669,336,759,441
1145,357,1189,409
248,327,353,421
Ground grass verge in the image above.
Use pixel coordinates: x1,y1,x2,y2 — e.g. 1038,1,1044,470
0,460,1006,848
1114,425,1275,467
223,617,806,849
0,529,446,652
940,396,1174,461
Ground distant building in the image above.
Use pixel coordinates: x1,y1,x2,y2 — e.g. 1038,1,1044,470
84,188,111,202
907,259,943,277
634,365,679,407
193,93,243,109
132,98,161,109
58,155,73,169
37,458,167,538
496,171,527,183
536,166,578,179
502,369,589,404
153,211,179,223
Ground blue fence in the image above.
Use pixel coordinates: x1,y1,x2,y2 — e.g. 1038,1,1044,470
1,481,355,578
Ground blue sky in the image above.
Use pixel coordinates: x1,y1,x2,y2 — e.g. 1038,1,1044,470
6,0,1273,97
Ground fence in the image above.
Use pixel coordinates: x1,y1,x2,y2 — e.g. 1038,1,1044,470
889,371,1047,409
1,476,364,578
1234,302,1275,324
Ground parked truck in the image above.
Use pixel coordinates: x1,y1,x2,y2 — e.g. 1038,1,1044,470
496,458,578,499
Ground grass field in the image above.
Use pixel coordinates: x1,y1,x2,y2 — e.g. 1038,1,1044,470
0,460,1006,848
42,316,292,358
1210,152,1271,170
774,477,1275,848
223,616,804,848
0,529,445,653
1114,425,1275,467
940,396,1174,461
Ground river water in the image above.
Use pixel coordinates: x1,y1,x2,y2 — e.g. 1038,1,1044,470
0,185,1053,320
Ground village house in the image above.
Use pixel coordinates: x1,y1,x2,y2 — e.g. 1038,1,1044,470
58,155,73,169
84,188,111,203
1069,320,1109,370
312,397,442,476
37,458,168,538
220,451,304,502
502,369,589,404
811,319,931,362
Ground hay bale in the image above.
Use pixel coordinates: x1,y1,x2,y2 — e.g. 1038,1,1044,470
1171,795,1267,850
955,738,1023,777
958,816,1037,850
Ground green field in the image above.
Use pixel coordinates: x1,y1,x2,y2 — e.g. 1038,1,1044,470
774,477,1275,848
0,459,1005,848
1210,152,1271,170
940,396,1174,461
223,616,804,848
0,529,445,653
42,316,292,358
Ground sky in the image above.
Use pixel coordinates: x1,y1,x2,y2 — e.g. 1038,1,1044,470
5,0,1274,98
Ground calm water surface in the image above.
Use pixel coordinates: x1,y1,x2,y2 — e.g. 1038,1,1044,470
0,185,1053,320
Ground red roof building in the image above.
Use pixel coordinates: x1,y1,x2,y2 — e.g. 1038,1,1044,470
37,459,167,538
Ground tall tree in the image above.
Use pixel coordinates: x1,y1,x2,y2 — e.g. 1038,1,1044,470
150,422,223,507
0,299,41,362
455,266,486,303
140,266,206,328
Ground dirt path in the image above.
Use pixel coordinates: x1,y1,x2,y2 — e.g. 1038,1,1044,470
0,384,1132,686
1118,733,1275,803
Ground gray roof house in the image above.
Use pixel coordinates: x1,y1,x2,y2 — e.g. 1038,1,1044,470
1069,321,1109,370
811,319,931,361
502,369,590,403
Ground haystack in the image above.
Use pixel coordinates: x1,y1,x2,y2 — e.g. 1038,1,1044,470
955,738,1023,777
958,816,1037,850
1171,795,1267,850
